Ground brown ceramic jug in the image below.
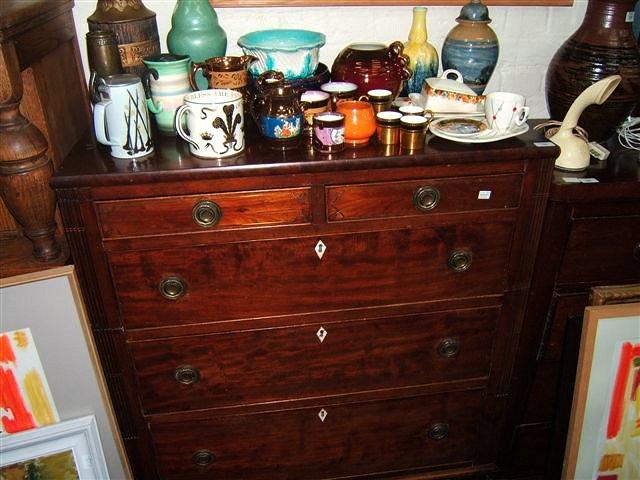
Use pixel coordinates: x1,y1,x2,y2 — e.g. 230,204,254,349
546,0,640,141
190,55,257,99
331,42,412,97
251,71,307,150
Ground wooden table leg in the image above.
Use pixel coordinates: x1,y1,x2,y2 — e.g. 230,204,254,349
0,42,61,262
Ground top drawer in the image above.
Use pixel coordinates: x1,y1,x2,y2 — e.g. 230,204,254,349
326,174,522,222
96,188,311,239
557,215,640,285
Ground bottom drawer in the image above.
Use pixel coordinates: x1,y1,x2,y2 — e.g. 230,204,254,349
151,390,483,480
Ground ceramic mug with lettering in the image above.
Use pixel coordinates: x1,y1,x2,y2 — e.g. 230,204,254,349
175,89,245,159
484,92,530,133
93,73,154,159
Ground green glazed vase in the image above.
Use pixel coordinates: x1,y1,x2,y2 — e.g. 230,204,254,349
167,0,227,90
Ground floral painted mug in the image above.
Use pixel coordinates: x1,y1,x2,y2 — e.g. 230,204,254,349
175,89,245,158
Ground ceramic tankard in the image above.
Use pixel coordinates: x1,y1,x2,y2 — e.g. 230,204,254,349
93,73,154,159
142,54,192,136
175,89,245,158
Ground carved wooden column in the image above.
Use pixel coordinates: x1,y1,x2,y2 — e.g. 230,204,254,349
0,42,60,261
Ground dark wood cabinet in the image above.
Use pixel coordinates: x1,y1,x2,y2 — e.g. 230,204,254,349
53,129,556,479
506,145,640,479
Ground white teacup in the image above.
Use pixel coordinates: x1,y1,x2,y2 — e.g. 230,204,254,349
484,92,530,133
175,89,244,158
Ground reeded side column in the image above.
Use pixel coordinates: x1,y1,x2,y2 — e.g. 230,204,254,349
0,42,60,261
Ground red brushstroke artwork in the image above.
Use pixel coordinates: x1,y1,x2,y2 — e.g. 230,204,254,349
0,367,36,432
0,333,36,433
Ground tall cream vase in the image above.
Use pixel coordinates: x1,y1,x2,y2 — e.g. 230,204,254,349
403,7,439,95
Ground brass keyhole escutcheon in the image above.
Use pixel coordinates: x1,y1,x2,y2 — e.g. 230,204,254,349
174,365,200,385
413,186,441,212
448,249,472,272
192,200,222,228
437,338,460,358
159,276,187,300
192,449,215,466
426,422,450,441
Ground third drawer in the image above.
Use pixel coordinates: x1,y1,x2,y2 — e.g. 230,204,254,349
129,307,498,414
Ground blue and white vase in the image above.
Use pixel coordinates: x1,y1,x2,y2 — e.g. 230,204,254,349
441,0,499,95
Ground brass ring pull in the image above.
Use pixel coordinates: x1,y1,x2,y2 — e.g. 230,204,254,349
159,276,187,300
192,449,215,466
174,365,200,385
426,422,450,441
633,242,640,261
413,186,441,212
448,249,472,272
192,200,222,228
437,338,460,358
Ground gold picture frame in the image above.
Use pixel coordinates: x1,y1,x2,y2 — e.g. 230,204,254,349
562,284,640,480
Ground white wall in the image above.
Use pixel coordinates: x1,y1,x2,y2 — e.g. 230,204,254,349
72,0,589,117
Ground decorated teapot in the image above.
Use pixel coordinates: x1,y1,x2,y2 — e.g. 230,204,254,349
251,71,307,150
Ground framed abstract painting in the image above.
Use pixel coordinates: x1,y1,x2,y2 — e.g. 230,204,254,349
563,300,640,480
0,415,109,480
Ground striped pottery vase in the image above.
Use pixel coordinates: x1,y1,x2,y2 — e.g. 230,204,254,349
142,54,192,136
441,0,499,95
403,7,439,95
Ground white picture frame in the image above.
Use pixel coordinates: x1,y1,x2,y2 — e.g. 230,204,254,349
0,415,109,479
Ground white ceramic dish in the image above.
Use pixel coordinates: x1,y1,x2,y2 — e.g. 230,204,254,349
409,69,485,115
429,118,530,143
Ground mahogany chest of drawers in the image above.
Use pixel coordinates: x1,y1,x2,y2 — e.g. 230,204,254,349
52,129,555,479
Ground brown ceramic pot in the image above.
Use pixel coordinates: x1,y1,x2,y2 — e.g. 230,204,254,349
331,42,412,97
546,0,640,141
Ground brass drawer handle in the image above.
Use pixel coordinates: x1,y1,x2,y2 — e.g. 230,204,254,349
437,338,460,358
192,200,222,228
174,365,200,385
634,242,640,261
192,449,215,466
159,276,187,300
413,185,441,212
448,249,472,272
426,422,450,441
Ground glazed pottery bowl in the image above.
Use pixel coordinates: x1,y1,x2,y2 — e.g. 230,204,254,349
238,29,326,80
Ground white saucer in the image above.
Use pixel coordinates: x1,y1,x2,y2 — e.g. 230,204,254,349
429,119,530,144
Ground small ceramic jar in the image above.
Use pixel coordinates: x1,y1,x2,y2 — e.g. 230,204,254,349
301,90,330,137
365,89,394,114
400,114,429,150
376,110,402,145
313,112,345,153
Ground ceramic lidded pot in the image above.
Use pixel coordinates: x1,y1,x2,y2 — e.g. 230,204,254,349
546,0,640,141
409,69,485,114
441,0,499,95
331,42,412,97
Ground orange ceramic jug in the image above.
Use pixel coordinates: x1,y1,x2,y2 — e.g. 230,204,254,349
336,100,376,147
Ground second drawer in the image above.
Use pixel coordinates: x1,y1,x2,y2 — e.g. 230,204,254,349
129,307,498,414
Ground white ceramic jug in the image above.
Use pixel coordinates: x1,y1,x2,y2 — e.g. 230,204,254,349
93,74,154,159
